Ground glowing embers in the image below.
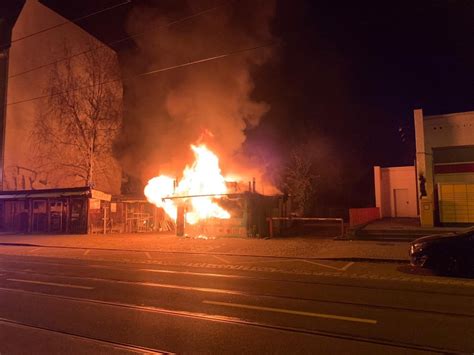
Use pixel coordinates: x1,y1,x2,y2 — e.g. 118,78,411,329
144,144,231,224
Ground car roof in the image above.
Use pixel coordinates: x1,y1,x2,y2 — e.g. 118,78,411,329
456,225,474,236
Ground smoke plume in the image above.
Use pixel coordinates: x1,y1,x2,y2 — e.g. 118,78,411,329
116,0,275,190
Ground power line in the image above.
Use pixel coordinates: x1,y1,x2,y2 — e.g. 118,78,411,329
138,42,276,77
6,41,278,107
8,1,234,79
9,0,131,45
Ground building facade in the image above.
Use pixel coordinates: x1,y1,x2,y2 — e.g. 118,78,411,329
0,186,169,234
374,166,418,218
4,0,122,194
0,187,110,234
414,109,474,226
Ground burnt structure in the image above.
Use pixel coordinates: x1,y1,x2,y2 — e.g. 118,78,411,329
177,192,290,238
109,195,165,234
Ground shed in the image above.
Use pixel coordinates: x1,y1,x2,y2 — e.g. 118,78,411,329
0,186,111,234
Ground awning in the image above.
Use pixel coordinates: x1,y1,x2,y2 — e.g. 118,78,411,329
0,187,111,201
0,191,87,200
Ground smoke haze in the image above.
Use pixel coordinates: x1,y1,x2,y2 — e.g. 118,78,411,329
115,0,275,190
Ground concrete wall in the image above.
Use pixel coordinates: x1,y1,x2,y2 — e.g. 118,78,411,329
349,207,380,226
5,0,122,194
374,165,418,218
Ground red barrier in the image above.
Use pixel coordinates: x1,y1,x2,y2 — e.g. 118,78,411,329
349,207,380,227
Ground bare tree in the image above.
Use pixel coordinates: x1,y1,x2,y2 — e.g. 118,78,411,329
279,142,319,216
31,42,122,190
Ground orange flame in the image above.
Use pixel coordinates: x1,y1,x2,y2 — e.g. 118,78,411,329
144,144,231,224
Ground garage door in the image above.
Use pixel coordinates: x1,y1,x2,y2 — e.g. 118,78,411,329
438,184,474,223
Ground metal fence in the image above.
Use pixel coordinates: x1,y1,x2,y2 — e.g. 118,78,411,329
266,217,344,238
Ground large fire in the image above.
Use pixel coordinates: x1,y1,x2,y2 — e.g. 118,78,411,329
144,144,231,224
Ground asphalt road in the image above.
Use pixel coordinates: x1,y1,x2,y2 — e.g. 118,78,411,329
0,252,473,354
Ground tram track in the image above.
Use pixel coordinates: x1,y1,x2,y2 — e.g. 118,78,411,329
0,317,170,354
0,286,461,354
1,266,474,319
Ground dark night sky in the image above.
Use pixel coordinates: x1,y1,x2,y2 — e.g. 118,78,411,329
257,0,474,157
12,0,474,207
247,0,474,207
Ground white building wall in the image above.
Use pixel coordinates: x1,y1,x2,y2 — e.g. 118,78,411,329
375,166,418,218
5,0,121,193
424,111,474,148
414,109,474,226
425,112,474,186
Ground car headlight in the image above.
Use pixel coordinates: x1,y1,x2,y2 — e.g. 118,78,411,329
411,242,426,254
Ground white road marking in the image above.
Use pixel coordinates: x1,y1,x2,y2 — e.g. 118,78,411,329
236,258,302,265
203,300,377,324
341,262,355,271
145,252,152,260
232,259,353,271
139,268,239,278
83,249,90,256
301,260,353,271
7,278,94,290
212,255,230,264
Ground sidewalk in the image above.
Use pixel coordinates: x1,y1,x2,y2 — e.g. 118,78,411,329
0,233,410,261
347,217,465,241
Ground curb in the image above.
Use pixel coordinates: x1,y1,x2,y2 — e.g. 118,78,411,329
342,237,416,242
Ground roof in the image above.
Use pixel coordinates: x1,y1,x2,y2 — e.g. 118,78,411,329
0,186,111,201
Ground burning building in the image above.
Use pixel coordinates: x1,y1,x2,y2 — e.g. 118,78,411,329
125,2,281,237
0,1,282,238
144,143,289,238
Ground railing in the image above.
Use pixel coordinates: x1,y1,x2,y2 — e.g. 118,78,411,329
266,217,345,238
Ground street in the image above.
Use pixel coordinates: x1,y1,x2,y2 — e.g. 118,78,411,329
0,245,473,354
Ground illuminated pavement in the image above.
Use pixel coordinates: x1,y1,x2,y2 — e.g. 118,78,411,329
0,232,410,260
0,244,473,353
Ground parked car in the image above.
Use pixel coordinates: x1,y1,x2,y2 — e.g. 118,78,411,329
409,227,474,277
